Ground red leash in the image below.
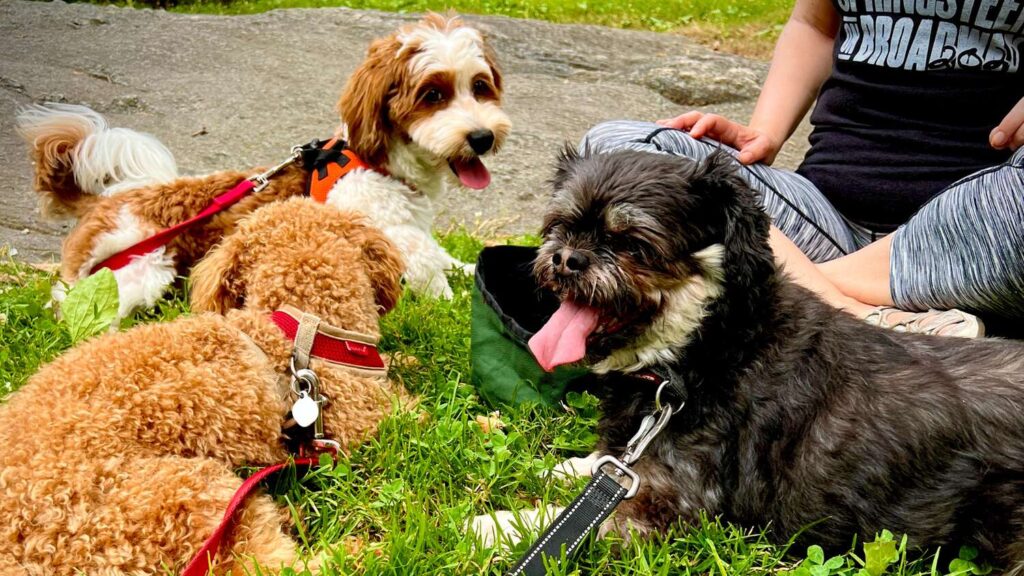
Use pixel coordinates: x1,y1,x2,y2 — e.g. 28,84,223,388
91,179,257,275
90,139,369,276
182,308,385,574
181,457,322,576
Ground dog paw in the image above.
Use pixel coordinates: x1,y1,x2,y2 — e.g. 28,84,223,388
468,506,564,550
469,511,519,549
454,261,476,276
543,451,600,481
597,515,654,543
404,272,454,299
434,282,455,300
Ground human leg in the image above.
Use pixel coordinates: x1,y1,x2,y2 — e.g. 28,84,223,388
888,148,1024,321
817,234,894,307
778,220,983,336
770,227,876,316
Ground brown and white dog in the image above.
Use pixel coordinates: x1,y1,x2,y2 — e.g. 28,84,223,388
329,12,512,298
17,13,510,317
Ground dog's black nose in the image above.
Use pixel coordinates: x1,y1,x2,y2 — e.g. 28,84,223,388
553,249,588,276
467,129,495,155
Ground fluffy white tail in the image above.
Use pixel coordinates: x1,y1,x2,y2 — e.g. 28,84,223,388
16,103,178,218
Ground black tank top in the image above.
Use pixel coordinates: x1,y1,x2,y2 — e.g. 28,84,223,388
797,0,1024,232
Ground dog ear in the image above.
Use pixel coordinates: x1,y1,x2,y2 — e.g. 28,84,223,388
365,231,405,315
481,35,504,95
189,234,246,314
338,36,404,167
689,152,774,284
550,143,582,191
338,222,406,314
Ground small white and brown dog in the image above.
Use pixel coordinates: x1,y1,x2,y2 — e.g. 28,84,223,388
16,12,510,316
330,12,512,298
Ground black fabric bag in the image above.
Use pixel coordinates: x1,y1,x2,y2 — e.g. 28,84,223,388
471,246,588,406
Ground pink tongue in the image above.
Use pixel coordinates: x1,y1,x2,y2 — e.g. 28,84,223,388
452,157,491,189
528,300,600,372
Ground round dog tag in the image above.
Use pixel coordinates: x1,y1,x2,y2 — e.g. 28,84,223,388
292,392,319,428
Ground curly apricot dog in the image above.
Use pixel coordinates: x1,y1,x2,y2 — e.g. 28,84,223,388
0,198,405,574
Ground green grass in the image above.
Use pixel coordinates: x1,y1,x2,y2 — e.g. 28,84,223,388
156,0,791,36
0,239,995,575
94,0,792,58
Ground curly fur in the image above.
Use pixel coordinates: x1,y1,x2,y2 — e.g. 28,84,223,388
17,13,508,314
0,198,406,574
524,149,1024,570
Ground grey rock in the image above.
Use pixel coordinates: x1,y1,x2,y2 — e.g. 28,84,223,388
632,54,766,106
0,0,811,262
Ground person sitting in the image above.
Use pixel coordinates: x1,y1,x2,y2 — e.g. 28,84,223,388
581,0,1024,337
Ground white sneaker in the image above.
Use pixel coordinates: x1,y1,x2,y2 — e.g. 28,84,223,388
863,306,985,338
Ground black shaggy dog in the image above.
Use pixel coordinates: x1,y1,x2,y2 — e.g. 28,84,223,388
528,148,1024,567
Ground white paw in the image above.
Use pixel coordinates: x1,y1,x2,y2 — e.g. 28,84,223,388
454,261,476,276
469,506,564,550
470,510,522,549
405,271,454,299
546,452,600,480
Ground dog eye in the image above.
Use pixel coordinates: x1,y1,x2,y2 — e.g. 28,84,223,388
423,88,445,104
473,79,490,97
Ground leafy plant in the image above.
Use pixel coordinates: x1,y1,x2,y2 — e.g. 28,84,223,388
60,269,120,344
948,547,992,576
862,532,899,576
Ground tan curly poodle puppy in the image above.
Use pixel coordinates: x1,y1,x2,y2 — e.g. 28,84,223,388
0,198,405,575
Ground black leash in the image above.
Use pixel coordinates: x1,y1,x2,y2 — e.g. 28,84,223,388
506,465,632,576
506,372,682,576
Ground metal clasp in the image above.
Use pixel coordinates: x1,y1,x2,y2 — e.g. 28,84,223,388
591,379,681,500
248,149,302,193
311,438,341,455
620,380,677,467
288,356,333,442
591,455,641,499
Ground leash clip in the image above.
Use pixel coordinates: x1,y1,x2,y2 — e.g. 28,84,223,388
620,380,677,467
288,356,332,442
249,149,301,192
591,379,678,500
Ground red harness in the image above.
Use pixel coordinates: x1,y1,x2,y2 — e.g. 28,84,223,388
270,308,385,371
181,308,385,575
90,139,368,276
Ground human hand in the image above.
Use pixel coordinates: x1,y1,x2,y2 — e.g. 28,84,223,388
990,97,1024,150
656,111,783,165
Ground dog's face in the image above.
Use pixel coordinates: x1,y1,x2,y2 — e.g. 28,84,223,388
339,13,511,190
531,149,769,374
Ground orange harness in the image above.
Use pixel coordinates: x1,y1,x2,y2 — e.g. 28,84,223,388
302,138,370,202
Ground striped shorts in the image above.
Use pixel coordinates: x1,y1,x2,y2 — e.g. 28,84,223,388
581,120,1024,320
